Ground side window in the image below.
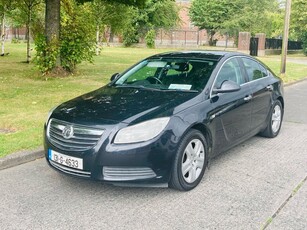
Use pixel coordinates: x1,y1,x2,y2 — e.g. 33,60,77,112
215,58,244,89
242,58,266,81
258,64,268,77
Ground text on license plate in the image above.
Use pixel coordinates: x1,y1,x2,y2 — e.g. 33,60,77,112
48,149,83,170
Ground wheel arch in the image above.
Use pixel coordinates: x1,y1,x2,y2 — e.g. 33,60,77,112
277,96,284,109
189,123,213,156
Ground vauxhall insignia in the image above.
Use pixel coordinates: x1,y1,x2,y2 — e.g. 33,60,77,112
62,125,74,139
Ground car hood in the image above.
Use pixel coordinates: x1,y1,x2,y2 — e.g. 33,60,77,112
51,86,199,125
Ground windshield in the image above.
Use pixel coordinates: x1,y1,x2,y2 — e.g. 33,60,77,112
114,58,217,92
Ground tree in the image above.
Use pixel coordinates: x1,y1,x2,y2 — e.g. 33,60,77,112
291,0,307,37
0,0,16,56
189,0,236,45
8,0,43,62
223,0,279,36
88,0,133,54
36,0,96,73
189,0,281,45
122,0,180,47
45,0,60,67
291,0,307,55
23,0,42,62
43,0,146,74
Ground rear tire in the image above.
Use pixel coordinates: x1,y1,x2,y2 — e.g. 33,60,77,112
259,100,283,138
169,129,208,191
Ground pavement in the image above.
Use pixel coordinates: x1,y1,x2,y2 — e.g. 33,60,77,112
0,79,307,229
0,147,43,170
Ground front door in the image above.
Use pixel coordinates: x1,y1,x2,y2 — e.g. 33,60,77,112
209,57,253,155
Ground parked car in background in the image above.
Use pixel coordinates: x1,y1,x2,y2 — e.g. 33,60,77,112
44,51,284,191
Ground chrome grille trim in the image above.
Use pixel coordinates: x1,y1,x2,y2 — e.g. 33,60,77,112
49,160,91,178
103,167,157,181
47,118,104,151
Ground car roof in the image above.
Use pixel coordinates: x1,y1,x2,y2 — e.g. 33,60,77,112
149,50,247,61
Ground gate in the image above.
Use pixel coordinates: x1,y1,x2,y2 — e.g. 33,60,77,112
250,37,259,56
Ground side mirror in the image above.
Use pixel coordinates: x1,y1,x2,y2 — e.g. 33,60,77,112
212,80,241,94
110,73,120,81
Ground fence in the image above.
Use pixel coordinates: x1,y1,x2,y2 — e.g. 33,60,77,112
155,29,207,47
265,38,302,50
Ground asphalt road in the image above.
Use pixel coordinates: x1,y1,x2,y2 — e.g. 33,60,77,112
1,81,307,230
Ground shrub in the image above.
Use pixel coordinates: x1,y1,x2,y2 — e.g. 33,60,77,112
302,32,307,56
123,26,139,47
34,0,95,74
145,29,156,48
34,34,59,74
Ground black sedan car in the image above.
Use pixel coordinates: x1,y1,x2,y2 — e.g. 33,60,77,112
44,51,284,191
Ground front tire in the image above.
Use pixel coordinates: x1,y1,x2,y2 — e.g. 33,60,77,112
169,129,208,191
260,100,283,138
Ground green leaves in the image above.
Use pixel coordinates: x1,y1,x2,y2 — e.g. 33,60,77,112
123,0,179,47
145,29,156,48
34,34,59,74
35,0,95,74
190,0,282,41
189,0,232,31
291,0,307,39
76,0,146,7
60,0,95,72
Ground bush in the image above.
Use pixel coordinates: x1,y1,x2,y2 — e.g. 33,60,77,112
34,0,95,74
123,26,139,47
60,17,95,72
145,29,156,48
34,34,59,74
302,32,307,56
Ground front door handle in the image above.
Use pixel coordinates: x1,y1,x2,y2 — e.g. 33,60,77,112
244,95,252,102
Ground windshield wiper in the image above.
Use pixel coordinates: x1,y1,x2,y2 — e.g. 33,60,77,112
115,85,146,89
160,88,199,93
115,85,161,91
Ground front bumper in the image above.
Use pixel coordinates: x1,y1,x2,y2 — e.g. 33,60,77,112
44,123,180,185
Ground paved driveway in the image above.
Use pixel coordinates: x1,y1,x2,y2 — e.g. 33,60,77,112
0,81,306,230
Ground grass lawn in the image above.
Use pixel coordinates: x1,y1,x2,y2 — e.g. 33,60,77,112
0,43,307,157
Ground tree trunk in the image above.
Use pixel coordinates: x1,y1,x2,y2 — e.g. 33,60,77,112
1,13,5,56
96,25,100,55
26,6,31,63
109,30,114,43
225,32,228,49
208,30,216,46
45,0,61,66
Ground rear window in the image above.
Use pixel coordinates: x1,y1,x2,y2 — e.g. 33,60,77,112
242,58,267,81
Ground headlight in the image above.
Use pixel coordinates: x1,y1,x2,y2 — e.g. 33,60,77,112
114,117,170,144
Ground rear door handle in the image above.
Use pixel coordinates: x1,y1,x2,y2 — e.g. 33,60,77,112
266,85,273,91
244,95,252,102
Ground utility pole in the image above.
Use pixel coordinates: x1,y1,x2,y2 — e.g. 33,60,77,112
280,0,292,76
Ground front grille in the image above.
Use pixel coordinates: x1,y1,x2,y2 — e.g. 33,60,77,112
47,118,104,152
103,167,157,181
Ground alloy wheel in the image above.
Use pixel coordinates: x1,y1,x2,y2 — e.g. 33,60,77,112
181,139,205,183
271,104,282,133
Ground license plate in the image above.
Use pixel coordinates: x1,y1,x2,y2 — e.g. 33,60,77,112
48,149,83,170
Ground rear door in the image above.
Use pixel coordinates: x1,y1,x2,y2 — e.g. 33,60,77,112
240,57,272,131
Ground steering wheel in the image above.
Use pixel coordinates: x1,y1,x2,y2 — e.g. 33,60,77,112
146,77,163,84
